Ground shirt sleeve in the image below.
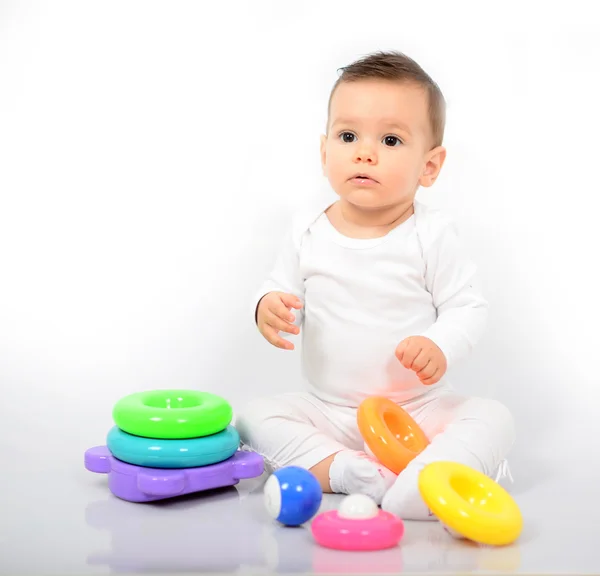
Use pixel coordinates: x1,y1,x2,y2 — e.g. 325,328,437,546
252,221,307,327
418,216,489,369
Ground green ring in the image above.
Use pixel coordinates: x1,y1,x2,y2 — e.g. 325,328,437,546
112,390,232,439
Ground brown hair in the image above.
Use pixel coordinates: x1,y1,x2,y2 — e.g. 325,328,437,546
328,50,446,148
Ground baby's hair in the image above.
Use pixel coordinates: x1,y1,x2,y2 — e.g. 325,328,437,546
328,50,446,148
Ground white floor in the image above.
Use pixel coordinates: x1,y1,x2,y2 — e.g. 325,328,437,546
1,448,599,575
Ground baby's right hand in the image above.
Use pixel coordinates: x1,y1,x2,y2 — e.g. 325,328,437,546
256,291,303,350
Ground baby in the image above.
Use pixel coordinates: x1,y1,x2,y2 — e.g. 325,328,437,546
236,50,515,520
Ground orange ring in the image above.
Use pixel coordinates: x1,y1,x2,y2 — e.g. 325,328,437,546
357,397,429,475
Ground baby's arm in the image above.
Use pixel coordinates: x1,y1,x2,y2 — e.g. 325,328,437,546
253,223,306,350
397,216,488,383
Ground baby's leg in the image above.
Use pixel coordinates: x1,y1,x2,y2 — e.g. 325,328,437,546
381,390,515,520
235,392,396,503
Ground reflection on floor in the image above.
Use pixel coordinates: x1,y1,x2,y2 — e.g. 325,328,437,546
1,454,598,575
83,472,524,574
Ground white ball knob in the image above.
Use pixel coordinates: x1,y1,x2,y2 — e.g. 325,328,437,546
263,474,282,519
338,494,379,519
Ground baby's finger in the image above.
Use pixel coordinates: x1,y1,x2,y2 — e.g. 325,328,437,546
263,325,295,350
411,349,430,372
395,340,408,362
420,368,440,386
400,342,421,369
279,292,303,310
417,360,437,380
268,297,297,323
266,312,300,335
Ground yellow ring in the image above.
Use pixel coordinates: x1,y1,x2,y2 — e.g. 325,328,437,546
418,461,523,546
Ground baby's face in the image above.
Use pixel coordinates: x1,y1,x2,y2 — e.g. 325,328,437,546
321,80,443,211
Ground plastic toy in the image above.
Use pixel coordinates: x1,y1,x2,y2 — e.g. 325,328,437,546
357,396,429,474
263,466,322,526
112,389,232,439
311,494,404,551
106,424,240,469
84,445,264,502
418,461,523,546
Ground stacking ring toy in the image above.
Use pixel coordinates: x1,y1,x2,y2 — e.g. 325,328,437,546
311,494,404,551
357,396,429,474
85,445,264,503
112,389,232,439
106,425,240,468
418,461,523,546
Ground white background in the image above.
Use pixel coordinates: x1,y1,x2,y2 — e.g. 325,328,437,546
1,0,598,477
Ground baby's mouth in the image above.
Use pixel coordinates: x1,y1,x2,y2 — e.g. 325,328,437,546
350,174,378,183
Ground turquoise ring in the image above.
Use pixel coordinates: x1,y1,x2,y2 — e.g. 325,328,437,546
106,425,240,468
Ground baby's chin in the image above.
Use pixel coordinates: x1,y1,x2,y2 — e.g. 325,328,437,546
340,189,403,212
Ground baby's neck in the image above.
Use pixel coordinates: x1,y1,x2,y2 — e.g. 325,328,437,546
326,199,414,239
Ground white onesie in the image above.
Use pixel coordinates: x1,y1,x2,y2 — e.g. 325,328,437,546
254,199,488,406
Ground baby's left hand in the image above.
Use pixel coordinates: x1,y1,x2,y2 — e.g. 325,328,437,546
395,336,447,385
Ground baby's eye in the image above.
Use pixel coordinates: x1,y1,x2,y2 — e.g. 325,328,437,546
383,135,402,147
339,131,356,143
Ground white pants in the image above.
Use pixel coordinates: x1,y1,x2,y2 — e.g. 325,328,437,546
235,385,515,481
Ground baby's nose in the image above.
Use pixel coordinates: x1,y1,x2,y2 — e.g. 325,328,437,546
354,145,377,164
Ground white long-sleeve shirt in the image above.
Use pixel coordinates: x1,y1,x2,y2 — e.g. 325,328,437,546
254,200,488,407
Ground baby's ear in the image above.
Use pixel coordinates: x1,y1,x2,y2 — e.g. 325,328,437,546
420,145,447,187
320,134,327,172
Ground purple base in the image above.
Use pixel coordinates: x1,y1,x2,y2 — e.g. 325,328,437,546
85,446,264,503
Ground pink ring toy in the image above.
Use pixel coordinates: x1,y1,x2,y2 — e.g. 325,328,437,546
311,510,404,551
